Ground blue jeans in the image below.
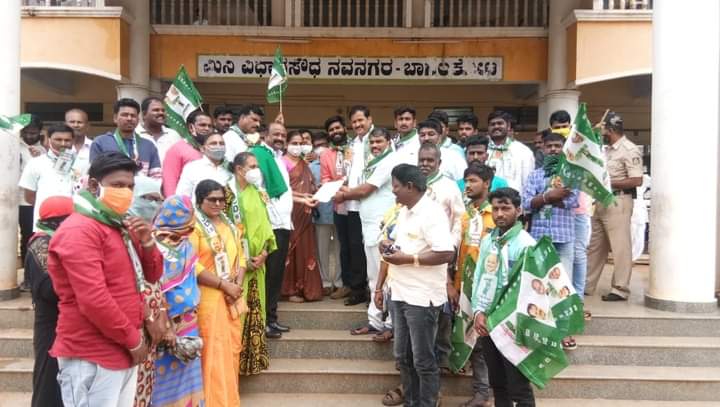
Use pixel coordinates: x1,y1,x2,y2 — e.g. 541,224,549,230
391,300,441,407
554,242,574,281
57,357,137,407
572,214,591,299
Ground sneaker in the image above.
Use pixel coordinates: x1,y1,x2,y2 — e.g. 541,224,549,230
330,286,351,300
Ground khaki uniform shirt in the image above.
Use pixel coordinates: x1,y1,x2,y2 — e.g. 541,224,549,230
606,135,643,184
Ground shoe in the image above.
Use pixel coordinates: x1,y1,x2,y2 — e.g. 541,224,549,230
330,286,351,300
288,295,305,303
601,293,627,302
268,322,290,332
322,287,333,296
265,326,282,339
19,281,30,292
345,293,369,306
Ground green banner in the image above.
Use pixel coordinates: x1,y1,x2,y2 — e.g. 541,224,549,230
164,65,204,149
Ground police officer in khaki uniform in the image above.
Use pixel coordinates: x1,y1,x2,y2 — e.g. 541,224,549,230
585,112,643,301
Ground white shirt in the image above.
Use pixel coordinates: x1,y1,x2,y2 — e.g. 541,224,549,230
223,128,249,162
359,151,400,244
395,133,421,165
18,152,81,231
487,139,535,193
426,174,465,248
72,137,93,191
175,155,232,199
439,145,468,181
18,143,46,206
388,195,454,307
265,153,294,230
346,133,369,212
137,123,182,164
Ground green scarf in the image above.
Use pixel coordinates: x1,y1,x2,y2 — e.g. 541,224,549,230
363,146,392,180
489,136,512,152
113,129,140,160
74,190,145,292
543,154,561,178
395,128,417,148
248,143,289,199
473,222,523,313
426,170,443,186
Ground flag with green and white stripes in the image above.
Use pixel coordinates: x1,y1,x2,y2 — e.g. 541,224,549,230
557,103,615,207
163,66,203,149
0,114,31,133
266,47,287,104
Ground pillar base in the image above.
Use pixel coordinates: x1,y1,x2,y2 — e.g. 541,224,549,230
644,294,718,314
0,287,20,301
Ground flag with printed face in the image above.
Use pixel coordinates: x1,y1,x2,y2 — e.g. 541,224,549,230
486,237,584,389
557,103,615,207
164,66,203,148
266,47,288,104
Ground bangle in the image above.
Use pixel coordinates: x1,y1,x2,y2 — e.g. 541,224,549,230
128,335,144,352
374,289,383,293
413,254,420,267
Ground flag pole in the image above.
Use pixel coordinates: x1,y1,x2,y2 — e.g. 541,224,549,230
279,85,283,115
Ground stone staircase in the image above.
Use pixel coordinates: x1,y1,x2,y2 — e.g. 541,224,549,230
2,267,720,406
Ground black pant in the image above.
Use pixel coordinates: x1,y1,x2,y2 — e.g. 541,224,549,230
265,228,290,324
333,211,367,294
481,336,535,407
19,205,34,266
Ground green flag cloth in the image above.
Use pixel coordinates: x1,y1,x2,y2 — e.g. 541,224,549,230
164,65,204,149
266,47,288,104
249,144,288,199
557,103,615,207
0,114,31,132
486,236,585,389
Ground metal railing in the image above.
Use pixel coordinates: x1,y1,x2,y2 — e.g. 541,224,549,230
429,0,547,27
593,0,653,10
302,0,406,27
150,0,272,25
22,0,104,5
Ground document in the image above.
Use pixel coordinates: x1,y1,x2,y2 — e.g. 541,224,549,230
313,179,345,203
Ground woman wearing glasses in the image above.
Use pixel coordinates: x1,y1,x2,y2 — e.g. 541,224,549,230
190,179,247,406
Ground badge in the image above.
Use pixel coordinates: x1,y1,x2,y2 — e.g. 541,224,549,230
53,151,75,174
214,252,231,280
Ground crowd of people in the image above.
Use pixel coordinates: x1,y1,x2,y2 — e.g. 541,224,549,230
17,97,644,407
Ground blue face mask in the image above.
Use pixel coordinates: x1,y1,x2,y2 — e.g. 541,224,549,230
128,197,161,223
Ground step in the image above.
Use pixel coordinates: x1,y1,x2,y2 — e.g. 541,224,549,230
265,329,720,367
242,393,720,407
241,358,720,401
0,392,31,407
0,358,32,392
0,296,33,330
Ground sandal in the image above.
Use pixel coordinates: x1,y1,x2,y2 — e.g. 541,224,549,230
562,337,577,350
382,384,404,406
584,311,592,321
372,330,394,343
439,367,453,376
350,325,379,336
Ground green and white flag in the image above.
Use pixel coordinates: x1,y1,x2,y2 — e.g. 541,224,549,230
486,237,584,389
266,47,287,104
0,114,31,133
557,103,615,207
164,65,203,149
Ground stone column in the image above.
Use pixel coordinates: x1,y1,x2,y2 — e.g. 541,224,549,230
538,0,580,128
0,1,21,300
116,0,150,102
645,0,719,312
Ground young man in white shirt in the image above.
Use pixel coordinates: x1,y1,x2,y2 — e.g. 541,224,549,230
136,97,181,164
485,111,535,193
334,128,398,339
374,163,455,407
18,115,46,270
418,120,467,182
19,125,82,232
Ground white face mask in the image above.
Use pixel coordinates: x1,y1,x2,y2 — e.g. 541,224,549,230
301,145,313,155
314,146,327,156
287,145,303,157
244,168,263,186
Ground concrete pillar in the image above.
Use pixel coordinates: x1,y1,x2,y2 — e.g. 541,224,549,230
539,0,580,126
645,0,719,312
0,2,21,300
116,0,150,102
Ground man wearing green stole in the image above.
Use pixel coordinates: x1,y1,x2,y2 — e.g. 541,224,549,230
472,188,536,406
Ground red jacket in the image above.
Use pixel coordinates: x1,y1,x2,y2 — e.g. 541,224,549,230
48,212,163,370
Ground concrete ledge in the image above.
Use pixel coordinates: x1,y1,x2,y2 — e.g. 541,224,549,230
645,294,718,314
0,288,19,302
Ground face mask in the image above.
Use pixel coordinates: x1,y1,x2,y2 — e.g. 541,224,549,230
206,146,226,161
553,127,571,138
128,197,161,223
244,168,263,187
301,145,313,155
287,145,303,157
314,146,327,156
99,185,134,215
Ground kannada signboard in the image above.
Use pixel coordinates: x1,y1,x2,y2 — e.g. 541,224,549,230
198,55,503,81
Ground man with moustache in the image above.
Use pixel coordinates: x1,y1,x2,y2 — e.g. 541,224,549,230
64,108,93,184
136,96,182,164
162,110,214,196
456,113,480,147
418,119,467,181
392,106,418,149
485,110,535,193
320,115,363,303
213,105,234,134
90,98,162,179
223,104,264,161
457,136,509,195
335,128,399,339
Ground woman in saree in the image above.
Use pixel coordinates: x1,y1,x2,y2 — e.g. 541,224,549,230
189,179,247,406
226,152,278,375
151,195,205,406
280,130,323,303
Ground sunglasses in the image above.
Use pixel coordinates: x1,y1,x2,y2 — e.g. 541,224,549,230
203,197,226,205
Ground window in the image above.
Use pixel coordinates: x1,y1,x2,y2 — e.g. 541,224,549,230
25,102,104,123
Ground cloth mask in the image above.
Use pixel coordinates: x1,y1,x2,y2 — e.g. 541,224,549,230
314,146,327,156
99,185,134,215
206,146,226,161
244,168,263,187
301,145,313,155
287,145,303,157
